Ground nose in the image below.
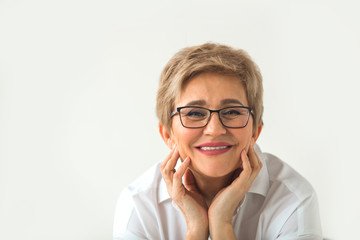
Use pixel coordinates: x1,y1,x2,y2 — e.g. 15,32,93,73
203,112,227,136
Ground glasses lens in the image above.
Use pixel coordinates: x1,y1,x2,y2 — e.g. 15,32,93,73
179,107,209,128
220,107,249,128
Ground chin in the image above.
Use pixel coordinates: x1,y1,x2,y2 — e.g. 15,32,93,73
193,161,238,178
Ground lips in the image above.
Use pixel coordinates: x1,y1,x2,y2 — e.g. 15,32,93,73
195,142,233,156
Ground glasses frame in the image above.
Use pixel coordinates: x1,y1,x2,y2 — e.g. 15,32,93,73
170,105,254,129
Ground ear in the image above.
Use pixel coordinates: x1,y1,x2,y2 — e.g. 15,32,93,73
252,124,263,142
159,124,175,149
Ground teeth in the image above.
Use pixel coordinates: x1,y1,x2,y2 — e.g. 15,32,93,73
200,146,229,150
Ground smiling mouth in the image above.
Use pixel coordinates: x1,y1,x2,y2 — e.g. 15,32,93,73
195,145,232,156
197,146,231,150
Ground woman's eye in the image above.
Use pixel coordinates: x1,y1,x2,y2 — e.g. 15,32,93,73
186,111,206,117
223,110,241,116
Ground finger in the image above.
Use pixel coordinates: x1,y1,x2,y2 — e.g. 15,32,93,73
173,157,190,190
164,145,180,176
231,149,261,197
183,160,198,192
251,140,263,168
160,144,177,170
249,145,262,171
248,144,260,170
160,145,179,191
174,157,190,187
240,150,252,179
232,150,251,186
229,150,252,197
247,145,262,183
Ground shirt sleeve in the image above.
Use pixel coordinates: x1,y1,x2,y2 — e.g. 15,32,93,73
275,193,322,240
113,188,148,240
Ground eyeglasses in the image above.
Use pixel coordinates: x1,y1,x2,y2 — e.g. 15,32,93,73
170,106,254,129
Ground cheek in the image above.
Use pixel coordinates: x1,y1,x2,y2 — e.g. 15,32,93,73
175,141,193,162
233,129,253,153
173,130,198,161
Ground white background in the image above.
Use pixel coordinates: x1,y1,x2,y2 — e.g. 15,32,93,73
1,0,359,239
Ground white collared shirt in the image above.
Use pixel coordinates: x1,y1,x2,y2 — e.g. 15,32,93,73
113,145,322,240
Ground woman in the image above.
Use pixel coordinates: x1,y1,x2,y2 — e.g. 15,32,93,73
113,43,322,240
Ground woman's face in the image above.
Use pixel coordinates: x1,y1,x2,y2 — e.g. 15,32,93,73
169,72,259,178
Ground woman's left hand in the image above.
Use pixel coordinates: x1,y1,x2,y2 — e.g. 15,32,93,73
207,142,262,239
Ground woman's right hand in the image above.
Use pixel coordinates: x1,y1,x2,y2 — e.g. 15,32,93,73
160,144,209,240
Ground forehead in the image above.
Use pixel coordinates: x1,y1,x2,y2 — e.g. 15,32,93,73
178,72,248,107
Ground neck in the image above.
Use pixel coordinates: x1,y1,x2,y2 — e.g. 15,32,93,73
191,169,237,206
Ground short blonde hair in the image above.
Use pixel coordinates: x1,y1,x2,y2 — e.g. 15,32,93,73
156,42,263,132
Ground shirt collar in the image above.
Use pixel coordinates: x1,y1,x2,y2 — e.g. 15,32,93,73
158,177,171,203
158,144,270,203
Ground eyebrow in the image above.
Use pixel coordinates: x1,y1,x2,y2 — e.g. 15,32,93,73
184,100,206,106
221,98,244,106
183,98,244,107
